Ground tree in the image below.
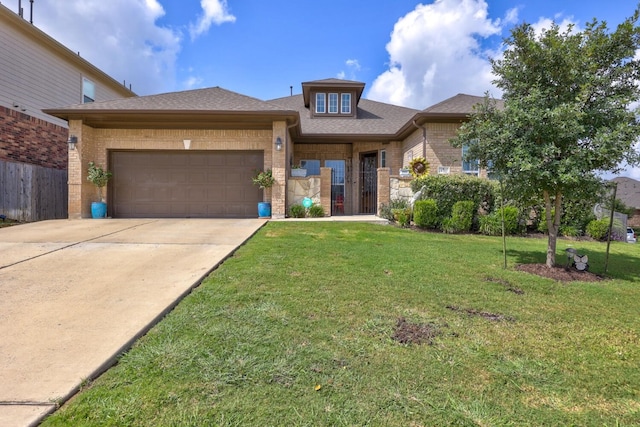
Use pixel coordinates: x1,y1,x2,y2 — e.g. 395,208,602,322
452,8,640,267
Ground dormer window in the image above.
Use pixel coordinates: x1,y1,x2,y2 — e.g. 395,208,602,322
302,79,364,118
341,93,351,114
329,93,339,113
315,93,326,113
313,91,353,116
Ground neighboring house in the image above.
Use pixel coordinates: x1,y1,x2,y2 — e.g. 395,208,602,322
612,177,640,227
44,78,493,219
0,3,135,220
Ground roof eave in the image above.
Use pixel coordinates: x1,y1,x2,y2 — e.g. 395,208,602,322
42,109,301,129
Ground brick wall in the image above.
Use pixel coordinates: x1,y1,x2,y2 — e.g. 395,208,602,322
0,106,68,170
67,125,275,218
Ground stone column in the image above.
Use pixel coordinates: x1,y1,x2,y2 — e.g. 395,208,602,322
320,167,332,216
377,167,390,216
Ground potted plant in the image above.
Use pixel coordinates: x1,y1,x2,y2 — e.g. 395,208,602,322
291,165,307,177
252,169,275,218
87,161,112,218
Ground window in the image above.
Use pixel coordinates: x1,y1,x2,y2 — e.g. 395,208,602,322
300,159,321,176
314,92,352,115
462,144,479,176
341,93,351,114
380,150,386,167
328,93,338,113
315,93,326,113
82,78,95,103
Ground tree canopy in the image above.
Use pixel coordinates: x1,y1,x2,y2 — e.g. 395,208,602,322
452,7,640,267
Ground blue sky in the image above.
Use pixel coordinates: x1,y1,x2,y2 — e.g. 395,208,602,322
3,0,639,178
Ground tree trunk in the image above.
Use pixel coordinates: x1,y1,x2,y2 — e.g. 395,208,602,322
544,190,562,268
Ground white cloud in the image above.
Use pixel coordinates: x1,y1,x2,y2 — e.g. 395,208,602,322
183,76,204,89
368,0,515,109
337,59,362,80
3,0,182,96
531,16,578,36
190,0,236,40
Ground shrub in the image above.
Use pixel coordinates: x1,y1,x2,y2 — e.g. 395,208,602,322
586,218,609,241
479,206,521,236
289,204,306,218
392,208,412,228
559,225,581,238
308,205,325,218
413,199,439,229
411,174,496,223
380,199,411,222
444,200,475,233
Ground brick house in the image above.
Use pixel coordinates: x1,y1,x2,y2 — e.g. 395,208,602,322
0,3,134,220
45,78,491,219
612,177,640,227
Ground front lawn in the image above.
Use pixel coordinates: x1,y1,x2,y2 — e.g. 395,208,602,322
43,222,640,426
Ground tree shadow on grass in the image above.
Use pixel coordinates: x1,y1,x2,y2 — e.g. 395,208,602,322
507,247,640,282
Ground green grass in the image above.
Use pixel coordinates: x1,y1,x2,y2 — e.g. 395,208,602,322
43,222,640,426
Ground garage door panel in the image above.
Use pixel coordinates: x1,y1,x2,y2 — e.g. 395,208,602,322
111,151,263,218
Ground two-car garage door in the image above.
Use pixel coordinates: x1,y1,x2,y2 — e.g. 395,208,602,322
110,151,263,218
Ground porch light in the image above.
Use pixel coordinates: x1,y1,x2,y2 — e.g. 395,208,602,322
275,137,283,151
67,135,78,150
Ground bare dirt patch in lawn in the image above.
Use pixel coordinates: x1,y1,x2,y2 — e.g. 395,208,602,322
516,264,603,282
392,317,442,345
446,305,515,322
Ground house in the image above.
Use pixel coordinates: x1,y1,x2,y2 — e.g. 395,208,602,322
44,78,491,219
611,177,640,227
0,3,135,220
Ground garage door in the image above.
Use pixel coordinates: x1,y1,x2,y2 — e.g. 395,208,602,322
110,151,263,218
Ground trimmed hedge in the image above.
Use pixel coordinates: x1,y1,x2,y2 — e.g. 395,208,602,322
413,199,439,229
479,206,521,236
586,218,609,241
443,200,475,233
411,174,496,222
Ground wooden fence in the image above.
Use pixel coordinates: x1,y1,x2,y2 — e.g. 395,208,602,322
0,160,68,221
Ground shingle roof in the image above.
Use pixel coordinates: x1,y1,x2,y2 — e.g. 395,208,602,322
44,80,490,139
268,94,419,138
612,177,640,209
47,87,286,112
422,93,504,115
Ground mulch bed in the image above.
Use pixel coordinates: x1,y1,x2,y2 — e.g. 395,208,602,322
516,263,604,282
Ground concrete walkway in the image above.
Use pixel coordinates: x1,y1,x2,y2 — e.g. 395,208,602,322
0,219,266,427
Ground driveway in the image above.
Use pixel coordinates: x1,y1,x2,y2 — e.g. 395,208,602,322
0,219,266,427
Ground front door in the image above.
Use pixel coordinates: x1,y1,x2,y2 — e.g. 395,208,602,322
359,152,377,214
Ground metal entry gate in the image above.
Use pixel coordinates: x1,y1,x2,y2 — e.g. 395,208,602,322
359,153,377,214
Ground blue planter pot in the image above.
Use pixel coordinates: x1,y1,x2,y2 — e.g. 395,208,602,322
258,202,271,218
91,202,107,219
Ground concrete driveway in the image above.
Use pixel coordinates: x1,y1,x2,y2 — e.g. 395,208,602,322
0,219,266,427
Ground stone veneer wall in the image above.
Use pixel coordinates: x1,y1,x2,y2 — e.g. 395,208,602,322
390,176,414,204
287,176,321,210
